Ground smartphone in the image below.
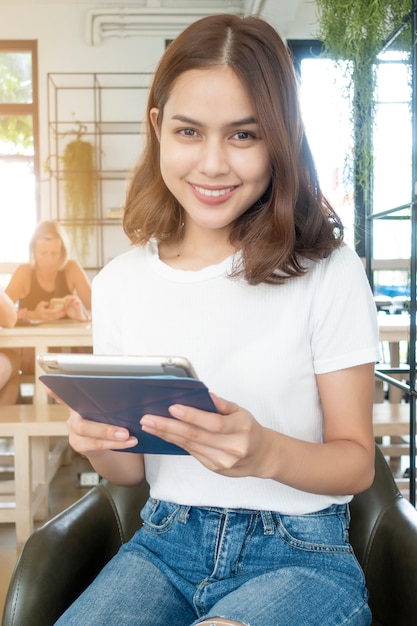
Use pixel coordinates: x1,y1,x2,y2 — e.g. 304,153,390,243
49,297,66,311
37,353,199,379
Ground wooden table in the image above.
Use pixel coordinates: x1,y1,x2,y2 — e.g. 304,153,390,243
0,404,69,548
0,319,92,404
378,313,410,402
378,313,410,357
0,321,92,545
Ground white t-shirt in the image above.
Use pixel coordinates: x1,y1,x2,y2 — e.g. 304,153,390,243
92,241,379,514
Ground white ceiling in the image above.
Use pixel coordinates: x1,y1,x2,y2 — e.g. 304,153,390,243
0,0,318,39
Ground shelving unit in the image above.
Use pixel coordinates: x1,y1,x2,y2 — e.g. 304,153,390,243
366,5,417,505
47,72,153,272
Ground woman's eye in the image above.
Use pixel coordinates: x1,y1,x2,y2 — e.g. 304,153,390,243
233,130,256,141
179,128,198,137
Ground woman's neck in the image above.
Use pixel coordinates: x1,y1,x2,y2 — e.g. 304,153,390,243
158,231,236,270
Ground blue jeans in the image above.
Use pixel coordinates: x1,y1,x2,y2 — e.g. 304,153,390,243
55,499,372,626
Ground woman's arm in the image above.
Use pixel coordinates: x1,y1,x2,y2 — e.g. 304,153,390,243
0,290,17,327
139,362,376,496
4,264,30,304
65,260,92,311
256,362,376,494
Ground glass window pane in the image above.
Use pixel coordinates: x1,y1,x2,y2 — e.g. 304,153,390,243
0,159,37,262
373,55,412,216
0,115,33,155
299,58,355,247
0,52,32,103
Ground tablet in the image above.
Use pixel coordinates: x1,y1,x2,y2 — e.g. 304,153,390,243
37,353,198,379
39,373,216,455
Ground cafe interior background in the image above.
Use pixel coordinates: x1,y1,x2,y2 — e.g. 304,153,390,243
0,0,416,614
0,0,325,285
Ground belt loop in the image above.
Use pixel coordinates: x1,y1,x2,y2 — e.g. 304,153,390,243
260,510,275,535
177,505,191,524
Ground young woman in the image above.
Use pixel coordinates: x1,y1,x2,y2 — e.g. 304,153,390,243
6,220,91,324
0,290,19,405
56,14,379,626
5,220,91,374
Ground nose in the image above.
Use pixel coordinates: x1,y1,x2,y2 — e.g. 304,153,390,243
198,137,230,177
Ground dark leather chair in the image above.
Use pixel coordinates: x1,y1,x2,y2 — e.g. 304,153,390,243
2,446,417,626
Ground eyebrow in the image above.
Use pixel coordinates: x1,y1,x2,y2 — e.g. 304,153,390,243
171,114,258,127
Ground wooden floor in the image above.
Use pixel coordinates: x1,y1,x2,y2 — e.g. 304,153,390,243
0,450,94,616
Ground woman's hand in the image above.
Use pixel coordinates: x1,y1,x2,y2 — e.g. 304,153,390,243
66,410,145,486
67,410,139,457
21,301,66,322
63,295,88,321
140,394,271,478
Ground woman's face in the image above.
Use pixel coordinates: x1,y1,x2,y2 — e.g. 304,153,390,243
150,66,271,235
34,237,63,270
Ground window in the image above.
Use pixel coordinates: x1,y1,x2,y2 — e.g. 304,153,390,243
289,41,355,248
0,40,39,272
289,40,412,269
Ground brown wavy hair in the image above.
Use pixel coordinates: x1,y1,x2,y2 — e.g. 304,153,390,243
123,13,343,285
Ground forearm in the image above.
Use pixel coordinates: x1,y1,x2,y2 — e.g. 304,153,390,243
0,308,17,327
84,449,146,487
0,293,17,327
258,430,375,496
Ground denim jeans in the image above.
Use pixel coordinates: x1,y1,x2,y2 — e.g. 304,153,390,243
55,499,372,626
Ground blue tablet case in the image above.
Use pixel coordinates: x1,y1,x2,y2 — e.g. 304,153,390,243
40,374,217,455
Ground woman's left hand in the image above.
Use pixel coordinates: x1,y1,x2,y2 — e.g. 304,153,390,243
140,394,270,477
63,295,88,321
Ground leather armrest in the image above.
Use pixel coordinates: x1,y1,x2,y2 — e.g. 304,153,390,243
2,481,145,626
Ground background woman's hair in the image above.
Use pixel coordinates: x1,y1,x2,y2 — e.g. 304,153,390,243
29,220,71,270
123,13,343,285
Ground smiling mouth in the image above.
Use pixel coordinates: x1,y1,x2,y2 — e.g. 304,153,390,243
192,184,236,197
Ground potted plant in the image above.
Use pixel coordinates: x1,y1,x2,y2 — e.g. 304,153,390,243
315,0,412,244
61,122,97,263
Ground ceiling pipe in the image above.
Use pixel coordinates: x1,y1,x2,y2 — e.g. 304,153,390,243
85,2,265,46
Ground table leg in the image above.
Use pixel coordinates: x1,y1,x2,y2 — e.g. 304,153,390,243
34,340,48,405
31,436,49,520
13,429,33,549
389,342,403,403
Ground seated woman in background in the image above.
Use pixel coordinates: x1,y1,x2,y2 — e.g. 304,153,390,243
5,220,91,324
5,220,92,375
0,290,19,405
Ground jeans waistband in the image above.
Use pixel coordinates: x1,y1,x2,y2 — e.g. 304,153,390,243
172,502,348,535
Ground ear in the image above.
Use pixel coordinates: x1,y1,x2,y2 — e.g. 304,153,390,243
149,108,161,140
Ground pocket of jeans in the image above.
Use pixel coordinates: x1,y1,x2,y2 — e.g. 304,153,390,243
140,498,185,534
274,506,352,554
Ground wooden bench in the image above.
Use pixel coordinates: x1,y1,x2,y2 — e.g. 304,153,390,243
0,404,69,548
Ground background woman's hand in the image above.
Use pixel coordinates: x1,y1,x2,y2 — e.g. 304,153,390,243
63,294,88,321
140,394,271,477
26,300,66,322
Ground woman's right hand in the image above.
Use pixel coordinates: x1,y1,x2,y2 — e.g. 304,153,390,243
67,410,139,457
67,411,145,486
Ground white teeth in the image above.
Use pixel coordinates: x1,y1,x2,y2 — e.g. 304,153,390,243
193,185,234,197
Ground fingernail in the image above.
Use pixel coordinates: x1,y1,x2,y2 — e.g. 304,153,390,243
169,404,185,418
140,416,155,429
114,429,129,440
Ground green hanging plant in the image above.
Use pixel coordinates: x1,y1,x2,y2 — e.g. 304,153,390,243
315,0,412,217
61,123,97,262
